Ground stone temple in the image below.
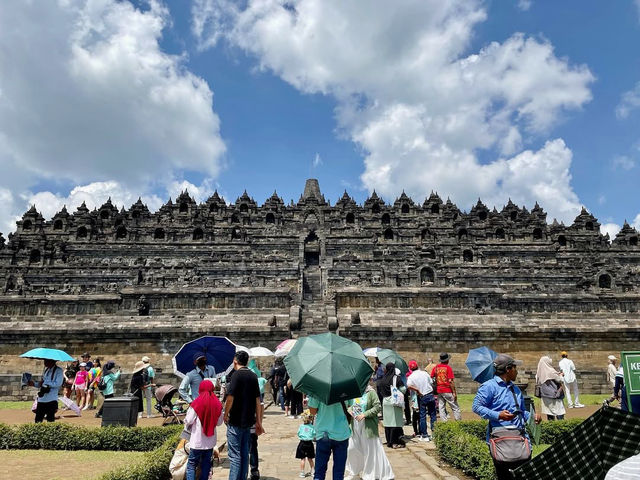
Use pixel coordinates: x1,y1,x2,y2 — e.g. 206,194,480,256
1,179,639,398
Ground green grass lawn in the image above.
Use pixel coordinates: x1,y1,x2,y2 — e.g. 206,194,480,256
0,401,32,410
0,449,145,480
456,393,606,412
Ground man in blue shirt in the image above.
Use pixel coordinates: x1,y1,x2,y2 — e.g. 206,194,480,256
27,359,64,423
472,354,540,479
178,354,216,404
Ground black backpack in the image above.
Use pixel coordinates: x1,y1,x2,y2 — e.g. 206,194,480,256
97,375,107,391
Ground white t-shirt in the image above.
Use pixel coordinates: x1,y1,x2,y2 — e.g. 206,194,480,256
605,454,640,480
407,370,433,396
558,358,576,384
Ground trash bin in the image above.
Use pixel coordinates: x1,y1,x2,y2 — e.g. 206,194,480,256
101,396,138,427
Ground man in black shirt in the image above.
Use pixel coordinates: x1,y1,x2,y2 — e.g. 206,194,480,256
224,351,264,480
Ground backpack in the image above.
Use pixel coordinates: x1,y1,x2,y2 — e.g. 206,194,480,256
97,375,107,391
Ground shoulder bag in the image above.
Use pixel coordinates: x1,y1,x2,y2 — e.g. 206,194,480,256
488,385,531,463
390,376,405,408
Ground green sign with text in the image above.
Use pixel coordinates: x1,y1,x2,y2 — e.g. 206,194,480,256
621,351,640,410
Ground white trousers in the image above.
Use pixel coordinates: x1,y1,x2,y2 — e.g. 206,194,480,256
563,380,580,406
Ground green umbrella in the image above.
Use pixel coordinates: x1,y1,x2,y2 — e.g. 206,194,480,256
377,348,408,375
283,333,373,405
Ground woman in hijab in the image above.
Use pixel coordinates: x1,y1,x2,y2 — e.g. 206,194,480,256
345,379,394,480
184,379,223,480
130,361,146,417
377,362,406,448
535,356,566,420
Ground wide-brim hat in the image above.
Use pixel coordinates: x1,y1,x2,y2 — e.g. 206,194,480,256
439,352,450,362
133,361,146,373
141,356,150,363
608,355,617,361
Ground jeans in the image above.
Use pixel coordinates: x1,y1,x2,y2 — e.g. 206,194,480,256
186,448,212,480
492,457,530,480
419,393,437,436
249,432,260,479
314,435,348,480
278,386,285,410
227,425,251,480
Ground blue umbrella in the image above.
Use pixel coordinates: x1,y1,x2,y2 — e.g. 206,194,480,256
20,348,74,362
172,336,236,377
465,346,498,383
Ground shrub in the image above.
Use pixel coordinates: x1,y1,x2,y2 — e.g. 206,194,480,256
0,422,181,451
539,418,583,445
457,419,488,440
100,432,181,480
433,422,495,480
434,419,583,480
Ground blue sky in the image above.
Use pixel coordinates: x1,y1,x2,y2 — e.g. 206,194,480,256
0,0,639,237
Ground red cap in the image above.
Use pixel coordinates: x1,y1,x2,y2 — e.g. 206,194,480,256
408,360,418,370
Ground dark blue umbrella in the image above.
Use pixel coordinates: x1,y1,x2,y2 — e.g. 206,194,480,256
20,348,74,362
465,346,498,383
172,336,236,377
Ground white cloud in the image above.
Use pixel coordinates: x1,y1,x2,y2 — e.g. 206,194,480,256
517,0,532,11
600,222,621,240
611,155,637,171
616,82,640,119
193,0,594,222
166,179,217,203
0,0,225,232
313,153,323,168
24,182,164,224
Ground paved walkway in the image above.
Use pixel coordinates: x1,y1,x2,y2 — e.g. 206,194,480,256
213,405,440,480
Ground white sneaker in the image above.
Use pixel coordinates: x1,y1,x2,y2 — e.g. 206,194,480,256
299,472,306,478
575,404,585,408
568,404,574,408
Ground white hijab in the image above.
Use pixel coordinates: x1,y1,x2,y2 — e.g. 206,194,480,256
536,356,562,384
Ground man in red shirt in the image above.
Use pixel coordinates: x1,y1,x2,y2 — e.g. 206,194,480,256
430,353,461,421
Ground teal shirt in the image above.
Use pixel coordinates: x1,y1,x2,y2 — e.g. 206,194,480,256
258,377,268,395
307,396,351,441
297,424,316,441
103,370,121,396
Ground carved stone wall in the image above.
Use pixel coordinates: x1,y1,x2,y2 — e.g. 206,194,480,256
0,179,639,398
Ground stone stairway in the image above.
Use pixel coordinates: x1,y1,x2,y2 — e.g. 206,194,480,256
300,266,330,333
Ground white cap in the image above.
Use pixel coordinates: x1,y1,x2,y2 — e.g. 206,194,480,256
79,362,87,367
608,355,617,361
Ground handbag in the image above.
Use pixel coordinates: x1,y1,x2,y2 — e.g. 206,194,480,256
489,426,531,463
488,385,531,463
390,376,404,408
169,439,190,480
534,384,541,398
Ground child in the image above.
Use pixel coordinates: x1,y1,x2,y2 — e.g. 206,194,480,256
73,362,89,409
296,412,315,478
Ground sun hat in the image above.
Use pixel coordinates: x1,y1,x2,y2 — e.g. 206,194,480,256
141,356,150,363
133,361,146,373
608,355,617,361
439,352,450,362
561,351,568,356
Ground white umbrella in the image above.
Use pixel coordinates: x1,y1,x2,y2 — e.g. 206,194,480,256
362,347,381,357
59,396,81,416
274,339,297,357
235,345,250,354
249,347,274,357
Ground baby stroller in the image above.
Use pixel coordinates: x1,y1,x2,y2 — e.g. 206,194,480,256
155,385,187,425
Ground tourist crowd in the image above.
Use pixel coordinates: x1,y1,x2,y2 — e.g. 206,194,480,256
26,348,637,480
